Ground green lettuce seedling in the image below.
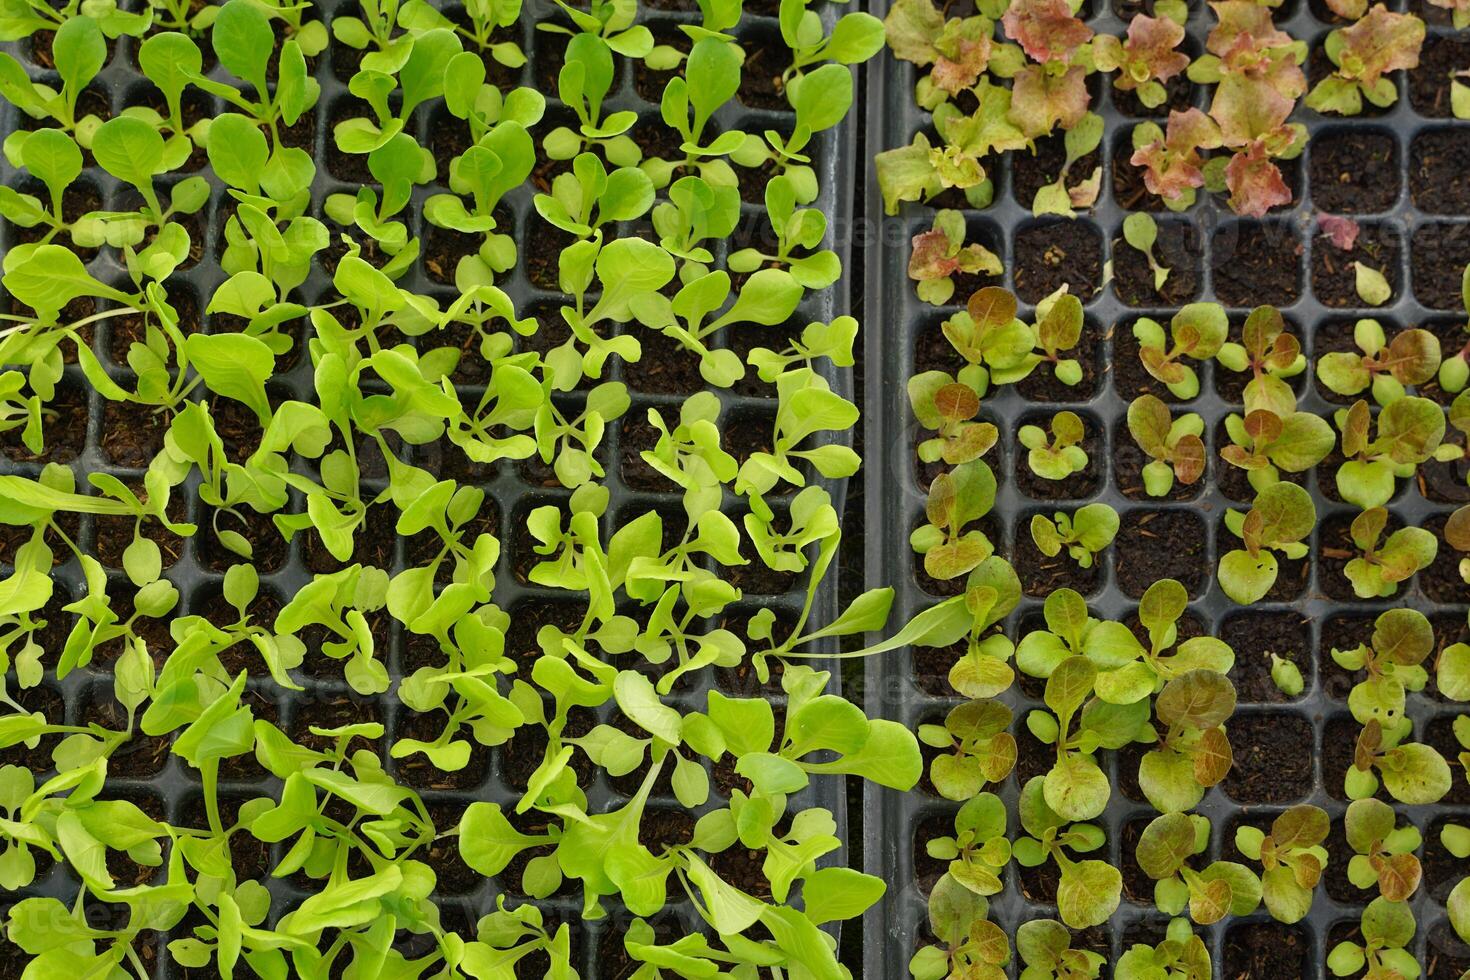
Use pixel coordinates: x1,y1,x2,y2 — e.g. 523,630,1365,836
1345,798,1423,903
939,286,1036,396
1234,804,1329,923
908,874,1010,980
1122,212,1171,291
1017,917,1105,979
1220,407,1334,495
1013,775,1122,929
1114,917,1212,980
920,700,1017,801
911,459,999,580
1019,410,1089,480
1030,503,1118,569
874,77,1029,213
1270,653,1305,697
1218,481,1315,604
650,175,740,281
1030,114,1104,218
981,285,1088,388
1317,319,1441,406
1137,811,1262,925
908,373,999,465
1018,580,1233,707
1332,607,1433,734
1094,11,1190,110
1127,394,1206,496
729,176,841,289
1023,655,1151,822
1335,396,1446,509
1349,718,1452,805
1138,669,1236,814
400,0,524,67
1326,898,1420,979
1215,305,1308,415
1133,302,1228,399
1341,506,1437,598
924,792,1011,895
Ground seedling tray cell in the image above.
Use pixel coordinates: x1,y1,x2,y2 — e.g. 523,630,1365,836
860,1,1470,977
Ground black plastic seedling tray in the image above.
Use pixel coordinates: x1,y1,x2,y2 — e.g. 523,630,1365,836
0,0,865,975
860,0,1470,977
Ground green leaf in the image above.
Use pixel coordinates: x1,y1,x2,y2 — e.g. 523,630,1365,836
184,333,275,425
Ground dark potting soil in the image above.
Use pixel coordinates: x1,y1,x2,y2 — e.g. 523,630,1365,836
1210,222,1303,308
99,400,170,468
1427,714,1470,805
622,324,705,396
1012,220,1103,304
198,505,289,575
1310,128,1401,214
526,218,580,293
1220,611,1311,703
1111,67,1194,119
94,487,187,571
303,502,397,573
289,695,382,755
1410,34,1470,118
736,31,788,111
1412,223,1470,309
913,320,966,377
1424,817,1465,902
1009,132,1102,211
1115,739,1147,804
912,813,951,896
1412,129,1470,216
1016,851,1060,906
1222,922,1309,979
1426,925,1470,980
1119,817,1156,907
1223,712,1313,804
1111,223,1203,308
1423,515,1470,604
500,707,597,793
1321,819,1366,904
1113,509,1208,597
1312,224,1402,308
910,640,965,697
422,225,482,285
